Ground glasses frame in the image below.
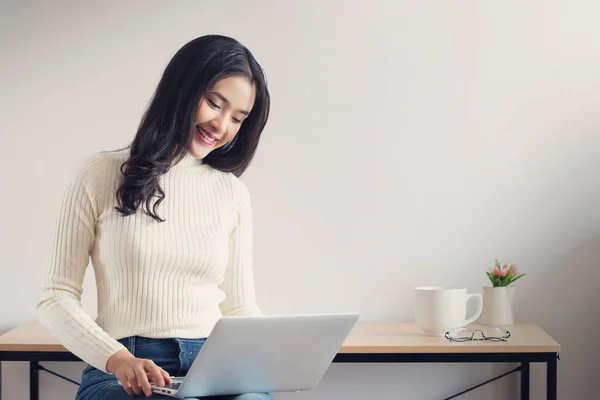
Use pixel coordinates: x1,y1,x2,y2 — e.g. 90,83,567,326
444,327,511,342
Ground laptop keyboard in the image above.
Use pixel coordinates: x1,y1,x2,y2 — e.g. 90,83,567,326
154,379,183,390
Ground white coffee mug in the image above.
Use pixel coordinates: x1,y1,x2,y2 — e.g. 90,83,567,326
414,286,483,336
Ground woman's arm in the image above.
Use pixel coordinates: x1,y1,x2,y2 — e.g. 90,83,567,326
37,155,126,372
218,177,262,317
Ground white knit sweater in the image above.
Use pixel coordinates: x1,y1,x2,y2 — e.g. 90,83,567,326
37,150,261,372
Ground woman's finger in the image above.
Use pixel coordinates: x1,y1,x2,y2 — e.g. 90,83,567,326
146,365,165,387
125,370,143,396
134,365,153,397
161,368,172,385
120,378,136,396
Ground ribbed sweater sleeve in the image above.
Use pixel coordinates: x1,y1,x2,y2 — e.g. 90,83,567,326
37,155,126,372
219,177,261,317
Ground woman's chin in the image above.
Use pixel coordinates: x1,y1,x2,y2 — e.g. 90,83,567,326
188,142,213,159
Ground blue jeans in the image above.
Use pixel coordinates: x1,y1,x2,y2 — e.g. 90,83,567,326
75,336,273,400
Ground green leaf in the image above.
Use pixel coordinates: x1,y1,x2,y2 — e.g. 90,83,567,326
509,273,527,284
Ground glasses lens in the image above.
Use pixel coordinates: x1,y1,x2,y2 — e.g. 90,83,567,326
482,327,509,340
447,328,473,341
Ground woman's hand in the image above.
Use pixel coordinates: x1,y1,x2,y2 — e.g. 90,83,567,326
107,349,172,397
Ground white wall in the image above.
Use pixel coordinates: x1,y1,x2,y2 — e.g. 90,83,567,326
1,0,599,399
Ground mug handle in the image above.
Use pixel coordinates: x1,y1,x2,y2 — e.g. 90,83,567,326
464,293,483,325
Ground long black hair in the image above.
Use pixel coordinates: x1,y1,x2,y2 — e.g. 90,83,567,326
114,35,270,222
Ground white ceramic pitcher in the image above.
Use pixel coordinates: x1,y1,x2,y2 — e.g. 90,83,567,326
482,286,516,325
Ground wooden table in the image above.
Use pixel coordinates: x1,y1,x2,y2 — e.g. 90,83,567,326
0,322,560,400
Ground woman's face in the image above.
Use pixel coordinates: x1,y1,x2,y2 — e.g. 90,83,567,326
189,75,256,159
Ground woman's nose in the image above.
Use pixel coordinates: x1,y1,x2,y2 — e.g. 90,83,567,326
209,116,227,136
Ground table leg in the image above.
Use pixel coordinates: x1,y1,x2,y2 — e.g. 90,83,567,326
520,362,530,400
547,355,557,400
30,362,38,400
1,360,3,400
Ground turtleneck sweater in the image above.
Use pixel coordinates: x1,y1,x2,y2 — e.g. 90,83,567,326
37,150,261,372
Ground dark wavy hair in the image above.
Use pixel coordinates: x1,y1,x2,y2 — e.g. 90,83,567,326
114,35,270,222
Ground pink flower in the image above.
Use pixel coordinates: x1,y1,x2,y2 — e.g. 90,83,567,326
512,267,518,275
501,268,508,277
493,267,500,276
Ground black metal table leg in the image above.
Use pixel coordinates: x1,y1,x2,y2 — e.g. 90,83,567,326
30,362,38,400
547,354,557,400
520,362,530,400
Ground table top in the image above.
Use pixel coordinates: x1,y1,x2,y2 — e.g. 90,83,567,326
0,322,560,354
340,322,559,353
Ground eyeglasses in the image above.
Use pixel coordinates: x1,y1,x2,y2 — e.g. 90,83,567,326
445,326,511,342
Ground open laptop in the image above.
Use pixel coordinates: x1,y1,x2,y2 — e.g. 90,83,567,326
151,312,359,398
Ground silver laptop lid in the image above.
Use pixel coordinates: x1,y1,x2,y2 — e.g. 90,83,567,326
176,312,359,398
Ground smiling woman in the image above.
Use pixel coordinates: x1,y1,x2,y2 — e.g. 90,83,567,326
116,35,271,223
36,34,273,400
190,76,257,160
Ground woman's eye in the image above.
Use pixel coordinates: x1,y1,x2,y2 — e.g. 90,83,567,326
208,99,220,110
232,118,241,124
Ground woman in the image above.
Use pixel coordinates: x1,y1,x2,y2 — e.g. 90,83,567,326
37,34,272,400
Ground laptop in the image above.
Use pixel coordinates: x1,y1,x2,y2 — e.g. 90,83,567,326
151,312,359,398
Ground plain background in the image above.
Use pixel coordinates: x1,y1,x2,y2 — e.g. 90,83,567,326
1,0,599,399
